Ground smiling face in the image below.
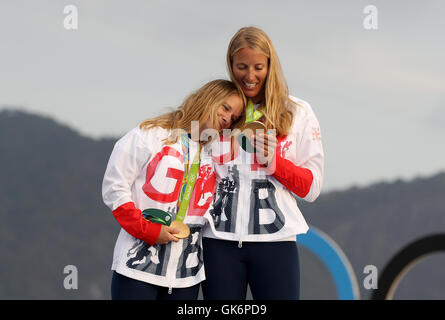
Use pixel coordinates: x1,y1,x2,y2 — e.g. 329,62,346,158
231,47,269,104
217,94,244,130
202,94,244,132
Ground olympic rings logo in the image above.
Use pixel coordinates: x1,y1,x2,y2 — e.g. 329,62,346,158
297,226,445,300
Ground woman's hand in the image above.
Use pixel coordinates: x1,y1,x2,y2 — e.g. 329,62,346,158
252,133,277,169
156,225,180,245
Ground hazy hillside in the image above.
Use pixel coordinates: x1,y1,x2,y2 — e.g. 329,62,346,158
300,173,445,299
1,109,444,299
0,109,120,299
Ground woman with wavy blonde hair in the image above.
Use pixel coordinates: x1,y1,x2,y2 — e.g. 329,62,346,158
202,27,325,300
140,79,245,143
103,79,243,300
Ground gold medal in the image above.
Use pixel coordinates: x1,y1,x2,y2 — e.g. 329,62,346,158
170,220,190,239
242,121,266,137
239,121,267,153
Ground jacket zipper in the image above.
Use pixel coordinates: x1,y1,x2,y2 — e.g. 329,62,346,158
237,176,243,248
165,238,182,295
238,188,244,248
237,162,249,249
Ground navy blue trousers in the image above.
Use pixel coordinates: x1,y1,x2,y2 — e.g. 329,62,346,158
111,271,200,300
202,238,300,300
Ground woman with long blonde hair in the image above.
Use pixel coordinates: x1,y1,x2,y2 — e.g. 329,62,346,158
140,79,245,143
202,27,325,300
102,79,243,300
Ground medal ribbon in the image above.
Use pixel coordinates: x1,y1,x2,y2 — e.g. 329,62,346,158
175,134,201,223
245,99,264,124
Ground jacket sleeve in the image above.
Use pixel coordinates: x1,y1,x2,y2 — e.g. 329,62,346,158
272,150,314,199
102,127,162,245
112,202,161,246
271,105,324,203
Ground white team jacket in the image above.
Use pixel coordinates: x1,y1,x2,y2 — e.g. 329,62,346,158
203,96,324,244
102,126,216,289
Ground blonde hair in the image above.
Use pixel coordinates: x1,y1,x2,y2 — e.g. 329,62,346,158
139,79,244,144
227,26,296,136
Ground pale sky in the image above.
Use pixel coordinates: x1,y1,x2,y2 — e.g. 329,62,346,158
1,0,444,192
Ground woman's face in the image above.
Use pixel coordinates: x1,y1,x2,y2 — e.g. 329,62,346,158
231,47,268,104
202,94,244,132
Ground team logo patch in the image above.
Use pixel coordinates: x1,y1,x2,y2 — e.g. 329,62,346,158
280,140,292,158
312,127,321,141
